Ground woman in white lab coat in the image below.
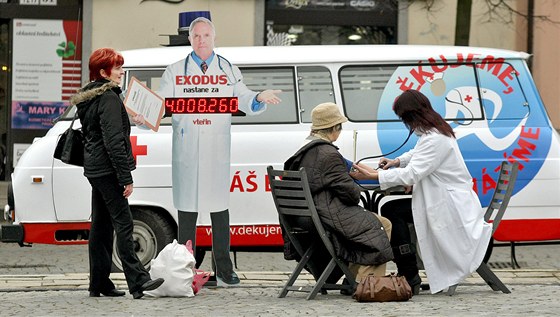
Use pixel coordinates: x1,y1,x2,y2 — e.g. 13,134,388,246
351,89,492,294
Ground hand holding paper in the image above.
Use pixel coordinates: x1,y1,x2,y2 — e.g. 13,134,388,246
123,77,164,131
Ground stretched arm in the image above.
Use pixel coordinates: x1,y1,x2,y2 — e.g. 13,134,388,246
256,89,282,105
350,163,379,180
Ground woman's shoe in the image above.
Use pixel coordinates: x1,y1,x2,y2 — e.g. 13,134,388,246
132,278,165,299
216,271,240,287
89,289,126,297
407,274,422,296
339,278,355,296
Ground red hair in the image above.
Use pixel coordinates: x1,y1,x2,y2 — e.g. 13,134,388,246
393,89,455,138
88,48,124,81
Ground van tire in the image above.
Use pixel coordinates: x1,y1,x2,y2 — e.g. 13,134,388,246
111,207,176,272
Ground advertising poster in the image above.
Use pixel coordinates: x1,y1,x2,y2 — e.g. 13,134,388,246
11,19,82,129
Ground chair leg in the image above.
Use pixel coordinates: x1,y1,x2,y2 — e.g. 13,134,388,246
446,284,458,296
338,259,356,291
279,244,316,298
510,242,521,269
477,262,511,294
307,258,336,300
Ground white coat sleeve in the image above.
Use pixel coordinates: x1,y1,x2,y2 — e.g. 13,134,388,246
397,148,414,168
231,65,266,116
379,134,452,189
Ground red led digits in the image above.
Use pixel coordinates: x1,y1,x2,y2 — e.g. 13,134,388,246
197,98,207,113
230,98,238,112
164,97,241,115
219,98,227,112
208,98,217,113
177,98,185,113
186,98,196,113
165,98,175,112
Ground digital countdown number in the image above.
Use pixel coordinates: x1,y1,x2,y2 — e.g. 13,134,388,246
164,97,244,116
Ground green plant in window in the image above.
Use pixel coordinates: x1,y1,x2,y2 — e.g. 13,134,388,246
56,41,76,58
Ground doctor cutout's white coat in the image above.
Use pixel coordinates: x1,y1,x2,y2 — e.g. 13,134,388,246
158,52,265,214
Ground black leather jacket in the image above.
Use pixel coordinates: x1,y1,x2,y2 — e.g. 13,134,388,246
72,80,135,186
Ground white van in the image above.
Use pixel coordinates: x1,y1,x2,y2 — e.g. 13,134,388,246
2,45,560,269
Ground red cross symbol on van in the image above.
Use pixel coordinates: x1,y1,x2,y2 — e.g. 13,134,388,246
130,136,147,162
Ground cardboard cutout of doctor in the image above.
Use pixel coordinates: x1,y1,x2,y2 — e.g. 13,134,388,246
157,14,281,285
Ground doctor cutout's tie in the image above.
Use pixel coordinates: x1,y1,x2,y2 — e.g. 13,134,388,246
201,61,208,74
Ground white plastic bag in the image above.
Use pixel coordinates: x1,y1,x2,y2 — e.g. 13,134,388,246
145,239,195,297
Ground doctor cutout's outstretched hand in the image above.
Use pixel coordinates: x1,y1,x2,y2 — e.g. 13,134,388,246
256,89,282,104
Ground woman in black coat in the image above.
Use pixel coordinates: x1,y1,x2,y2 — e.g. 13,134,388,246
284,102,393,283
70,48,163,299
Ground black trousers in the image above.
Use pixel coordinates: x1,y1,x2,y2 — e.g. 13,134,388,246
178,210,235,277
381,198,419,279
88,174,151,294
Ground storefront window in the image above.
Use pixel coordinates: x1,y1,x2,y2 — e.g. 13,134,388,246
265,0,397,46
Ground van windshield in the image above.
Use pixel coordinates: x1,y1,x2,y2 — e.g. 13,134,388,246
57,104,77,120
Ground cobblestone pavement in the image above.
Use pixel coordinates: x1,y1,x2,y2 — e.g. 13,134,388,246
1,284,559,317
0,242,559,316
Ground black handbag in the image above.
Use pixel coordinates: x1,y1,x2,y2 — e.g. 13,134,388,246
53,111,84,166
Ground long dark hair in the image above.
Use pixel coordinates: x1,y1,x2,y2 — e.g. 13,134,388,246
393,89,455,138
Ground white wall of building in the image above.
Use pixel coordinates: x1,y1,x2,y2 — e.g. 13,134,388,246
91,0,257,51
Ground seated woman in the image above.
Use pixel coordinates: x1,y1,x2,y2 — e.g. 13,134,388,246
283,102,393,285
351,89,492,294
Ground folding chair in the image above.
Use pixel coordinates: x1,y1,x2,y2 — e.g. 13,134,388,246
447,161,519,295
267,166,356,300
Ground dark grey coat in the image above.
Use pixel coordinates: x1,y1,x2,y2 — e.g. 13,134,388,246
71,80,136,186
284,139,393,265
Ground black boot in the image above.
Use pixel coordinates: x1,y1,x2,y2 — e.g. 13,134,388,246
393,244,421,295
211,210,240,286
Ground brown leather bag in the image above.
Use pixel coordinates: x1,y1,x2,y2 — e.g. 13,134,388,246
353,273,413,302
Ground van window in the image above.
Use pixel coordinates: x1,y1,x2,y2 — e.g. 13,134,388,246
296,66,335,123
340,65,397,122
125,69,169,124
340,64,483,122
476,62,529,120
127,69,165,92
233,67,298,124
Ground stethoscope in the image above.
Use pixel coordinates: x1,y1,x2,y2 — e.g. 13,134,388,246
444,89,475,126
352,128,414,191
355,128,414,165
183,53,240,84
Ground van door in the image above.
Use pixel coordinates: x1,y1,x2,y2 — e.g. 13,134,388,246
52,107,92,221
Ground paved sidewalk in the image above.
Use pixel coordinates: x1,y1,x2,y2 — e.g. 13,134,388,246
0,270,559,316
0,269,559,292
2,221,560,315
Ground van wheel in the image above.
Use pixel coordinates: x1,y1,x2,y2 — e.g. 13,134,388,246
111,208,176,272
